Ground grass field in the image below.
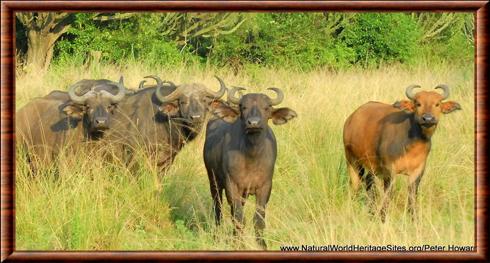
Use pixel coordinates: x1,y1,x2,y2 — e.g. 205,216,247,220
15,62,475,250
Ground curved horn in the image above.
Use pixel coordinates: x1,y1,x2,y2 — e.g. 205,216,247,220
205,76,227,98
435,84,450,100
109,78,126,103
162,80,177,87
405,84,421,100
144,75,163,87
68,82,95,104
144,75,177,89
156,84,182,103
138,80,146,89
228,86,246,105
267,87,284,106
99,77,126,103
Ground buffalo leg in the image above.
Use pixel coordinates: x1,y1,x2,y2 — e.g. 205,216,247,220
408,167,425,220
230,202,244,236
208,171,223,226
254,183,272,250
346,161,362,192
225,182,245,236
362,171,377,215
380,176,393,223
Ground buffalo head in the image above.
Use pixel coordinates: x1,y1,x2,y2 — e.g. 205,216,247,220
394,84,461,129
146,75,227,126
62,77,126,132
212,81,297,132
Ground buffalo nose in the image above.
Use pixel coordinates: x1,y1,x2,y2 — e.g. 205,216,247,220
95,118,106,125
422,114,434,123
247,117,261,126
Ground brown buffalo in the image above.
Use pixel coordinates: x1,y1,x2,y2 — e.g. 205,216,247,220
343,84,461,222
16,78,127,170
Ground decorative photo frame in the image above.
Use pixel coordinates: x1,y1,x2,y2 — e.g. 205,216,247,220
1,1,488,261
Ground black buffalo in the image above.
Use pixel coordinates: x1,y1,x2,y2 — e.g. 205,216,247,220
203,81,297,249
106,76,227,187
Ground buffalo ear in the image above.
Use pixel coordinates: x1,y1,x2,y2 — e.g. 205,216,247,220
441,101,461,114
207,99,226,111
393,100,415,112
107,104,117,113
271,107,297,125
212,103,239,123
61,103,85,119
158,103,180,116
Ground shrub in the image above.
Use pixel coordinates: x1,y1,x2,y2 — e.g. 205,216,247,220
339,13,421,67
54,13,198,67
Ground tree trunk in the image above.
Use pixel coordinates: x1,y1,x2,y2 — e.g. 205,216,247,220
25,30,60,72
16,12,74,73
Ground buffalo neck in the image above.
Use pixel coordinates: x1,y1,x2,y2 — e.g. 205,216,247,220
403,114,433,156
408,113,436,141
238,122,268,158
165,119,196,150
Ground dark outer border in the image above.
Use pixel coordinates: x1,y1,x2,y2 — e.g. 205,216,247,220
1,1,488,262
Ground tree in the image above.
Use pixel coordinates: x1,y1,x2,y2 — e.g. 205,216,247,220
16,12,245,71
134,13,245,51
412,12,474,43
16,12,137,72
16,12,75,72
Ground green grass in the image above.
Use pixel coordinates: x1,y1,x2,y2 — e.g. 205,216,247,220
15,62,475,250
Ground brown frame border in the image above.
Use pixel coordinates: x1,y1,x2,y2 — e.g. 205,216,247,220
1,1,488,261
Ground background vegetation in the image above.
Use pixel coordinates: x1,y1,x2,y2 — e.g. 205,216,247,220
15,12,475,250
16,12,473,72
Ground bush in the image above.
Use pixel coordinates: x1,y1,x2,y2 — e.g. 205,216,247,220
210,13,358,70
418,13,474,65
47,12,472,71
54,13,199,67
210,13,426,70
339,13,421,67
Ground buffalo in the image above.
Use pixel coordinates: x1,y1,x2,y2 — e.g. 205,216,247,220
106,76,228,183
343,84,461,222
16,77,127,169
203,82,297,249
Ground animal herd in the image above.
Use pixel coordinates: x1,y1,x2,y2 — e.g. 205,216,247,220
16,75,461,249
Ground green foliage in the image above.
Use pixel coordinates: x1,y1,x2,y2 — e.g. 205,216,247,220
209,12,471,70
54,13,200,67
415,13,474,64
46,12,474,71
339,13,421,67
15,17,28,56
210,13,357,70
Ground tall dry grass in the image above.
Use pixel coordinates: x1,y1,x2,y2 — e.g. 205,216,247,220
15,62,474,250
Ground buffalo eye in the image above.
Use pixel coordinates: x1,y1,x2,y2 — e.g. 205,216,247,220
415,102,421,107
107,105,116,112
435,103,440,107
180,100,188,105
